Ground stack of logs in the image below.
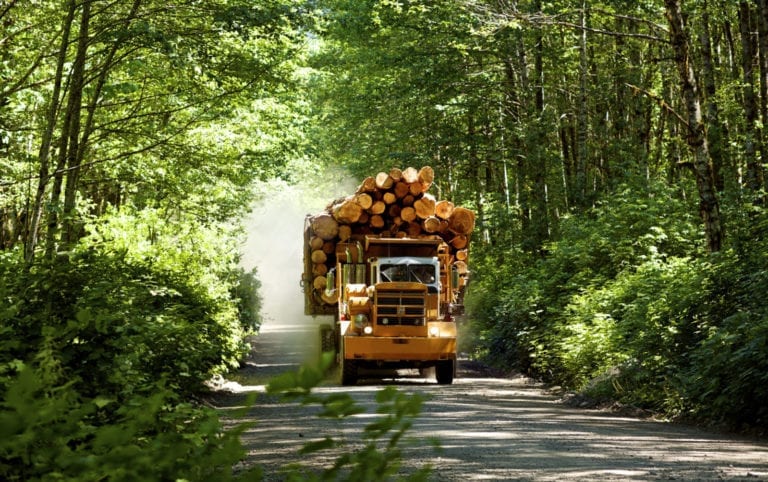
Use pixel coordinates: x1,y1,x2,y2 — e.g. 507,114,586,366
306,166,475,305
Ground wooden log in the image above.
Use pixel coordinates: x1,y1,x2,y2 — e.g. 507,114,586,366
321,290,338,304
418,165,434,182
356,193,373,210
322,241,335,254
389,167,403,181
309,235,324,251
375,172,394,190
332,197,363,224
338,224,352,242
453,260,468,275
388,204,401,218
358,176,377,193
455,249,468,261
414,193,436,219
313,275,327,290
402,194,415,206
394,181,409,199
418,166,434,192
408,182,422,196
402,166,419,184
406,222,422,237
357,211,369,225
448,207,476,235
311,249,327,264
370,214,385,229
450,234,468,249
369,200,386,215
435,200,454,220
313,263,329,276
382,191,397,204
311,213,338,240
422,216,441,233
401,206,416,222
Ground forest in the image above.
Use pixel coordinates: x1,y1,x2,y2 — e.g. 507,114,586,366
1,0,767,479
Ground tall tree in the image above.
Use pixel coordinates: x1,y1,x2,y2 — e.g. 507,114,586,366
738,1,764,193
1,0,306,260
664,0,723,252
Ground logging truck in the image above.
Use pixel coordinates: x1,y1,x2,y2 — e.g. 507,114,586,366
304,226,467,385
301,166,473,385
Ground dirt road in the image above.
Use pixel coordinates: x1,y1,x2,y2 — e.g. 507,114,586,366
212,316,768,481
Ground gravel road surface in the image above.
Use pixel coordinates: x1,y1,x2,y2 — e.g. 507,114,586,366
212,317,768,481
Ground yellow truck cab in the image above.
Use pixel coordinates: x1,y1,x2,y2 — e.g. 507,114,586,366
325,235,461,385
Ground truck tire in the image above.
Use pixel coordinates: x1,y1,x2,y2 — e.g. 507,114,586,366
435,359,455,385
319,324,335,353
341,359,357,386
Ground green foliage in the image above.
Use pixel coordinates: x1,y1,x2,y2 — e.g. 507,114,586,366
0,246,247,400
233,266,264,333
266,355,434,481
0,365,259,482
0,200,264,479
467,182,768,429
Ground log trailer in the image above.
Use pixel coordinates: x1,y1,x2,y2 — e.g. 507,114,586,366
303,223,467,385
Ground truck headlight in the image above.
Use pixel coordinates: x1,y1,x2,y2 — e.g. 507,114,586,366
363,325,373,335
429,326,440,337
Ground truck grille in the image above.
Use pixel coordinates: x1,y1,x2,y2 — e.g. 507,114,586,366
375,291,426,325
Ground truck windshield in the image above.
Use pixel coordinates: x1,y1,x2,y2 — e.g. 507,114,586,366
380,264,436,284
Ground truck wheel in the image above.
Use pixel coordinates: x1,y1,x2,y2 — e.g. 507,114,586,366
319,324,335,353
435,360,455,385
341,359,357,386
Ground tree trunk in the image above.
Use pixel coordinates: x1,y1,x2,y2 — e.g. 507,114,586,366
575,0,588,209
531,0,549,252
755,0,768,189
699,0,726,192
60,0,92,247
25,0,76,263
738,1,765,193
664,0,723,252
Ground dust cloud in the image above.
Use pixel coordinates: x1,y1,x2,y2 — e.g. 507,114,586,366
239,166,357,368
